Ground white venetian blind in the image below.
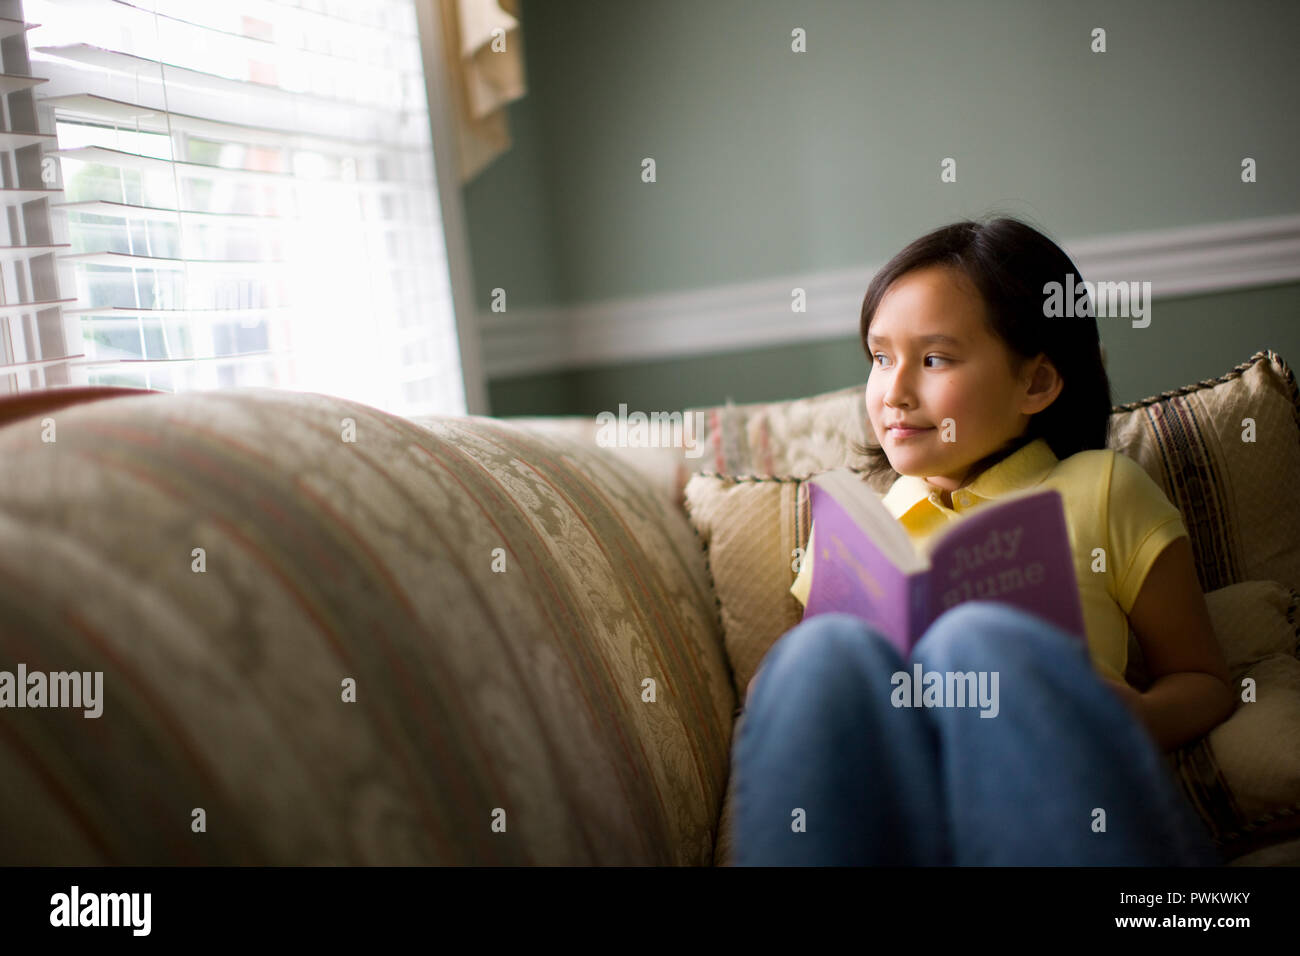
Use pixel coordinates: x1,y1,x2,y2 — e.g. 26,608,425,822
7,0,467,416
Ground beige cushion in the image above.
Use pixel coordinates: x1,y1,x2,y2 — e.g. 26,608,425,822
1165,581,1300,860
683,475,807,704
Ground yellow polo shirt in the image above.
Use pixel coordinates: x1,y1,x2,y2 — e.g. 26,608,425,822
789,437,1189,683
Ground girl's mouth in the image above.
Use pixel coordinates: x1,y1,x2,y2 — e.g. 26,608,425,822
887,426,933,440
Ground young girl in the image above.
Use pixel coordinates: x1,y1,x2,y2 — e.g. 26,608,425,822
733,216,1236,866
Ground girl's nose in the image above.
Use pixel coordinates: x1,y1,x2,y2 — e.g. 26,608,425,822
884,380,915,408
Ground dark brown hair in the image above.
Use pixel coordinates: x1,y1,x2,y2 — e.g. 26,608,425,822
850,215,1112,486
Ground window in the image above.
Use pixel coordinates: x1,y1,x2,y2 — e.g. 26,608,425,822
2,0,468,417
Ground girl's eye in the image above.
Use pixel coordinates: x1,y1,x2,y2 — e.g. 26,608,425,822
873,353,948,368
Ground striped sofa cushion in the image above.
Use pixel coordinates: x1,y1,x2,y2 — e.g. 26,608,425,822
0,387,733,864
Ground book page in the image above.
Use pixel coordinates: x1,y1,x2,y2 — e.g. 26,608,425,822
804,481,915,653
806,469,923,573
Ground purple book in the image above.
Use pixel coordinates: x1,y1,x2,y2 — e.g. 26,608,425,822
802,470,1086,659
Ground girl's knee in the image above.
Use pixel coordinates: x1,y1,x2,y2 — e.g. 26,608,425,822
758,612,901,692
915,600,1082,670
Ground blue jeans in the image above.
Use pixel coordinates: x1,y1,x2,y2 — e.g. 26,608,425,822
732,602,1223,866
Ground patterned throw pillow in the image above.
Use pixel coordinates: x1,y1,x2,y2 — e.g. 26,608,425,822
687,350,1300,864
684,383,885,486
1166,580,1300,860
1107,350,1300,594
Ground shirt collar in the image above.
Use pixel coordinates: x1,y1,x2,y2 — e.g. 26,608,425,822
880,436,1059,520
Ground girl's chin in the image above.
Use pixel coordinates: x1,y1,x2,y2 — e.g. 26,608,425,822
888,465,929,478
887,454,953,480
884,451,931,472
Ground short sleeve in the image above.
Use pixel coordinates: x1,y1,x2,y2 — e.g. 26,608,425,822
790,522,815,606
1108,452,1189,613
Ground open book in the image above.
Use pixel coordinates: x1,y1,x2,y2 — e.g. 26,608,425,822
803,469,1087,658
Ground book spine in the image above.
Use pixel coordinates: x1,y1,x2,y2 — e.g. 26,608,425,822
909,573,929,651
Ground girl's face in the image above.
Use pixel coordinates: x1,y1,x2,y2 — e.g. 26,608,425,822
864,265,1057,492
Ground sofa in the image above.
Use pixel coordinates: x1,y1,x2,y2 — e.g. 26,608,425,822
0,349,1297,866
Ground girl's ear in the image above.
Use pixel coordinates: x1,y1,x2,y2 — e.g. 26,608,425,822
1021,355,1064,414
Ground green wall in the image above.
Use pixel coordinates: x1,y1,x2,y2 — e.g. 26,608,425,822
487,282,1300,415
465,0,1300,416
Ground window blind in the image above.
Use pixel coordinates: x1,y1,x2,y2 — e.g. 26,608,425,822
1,0,467,417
